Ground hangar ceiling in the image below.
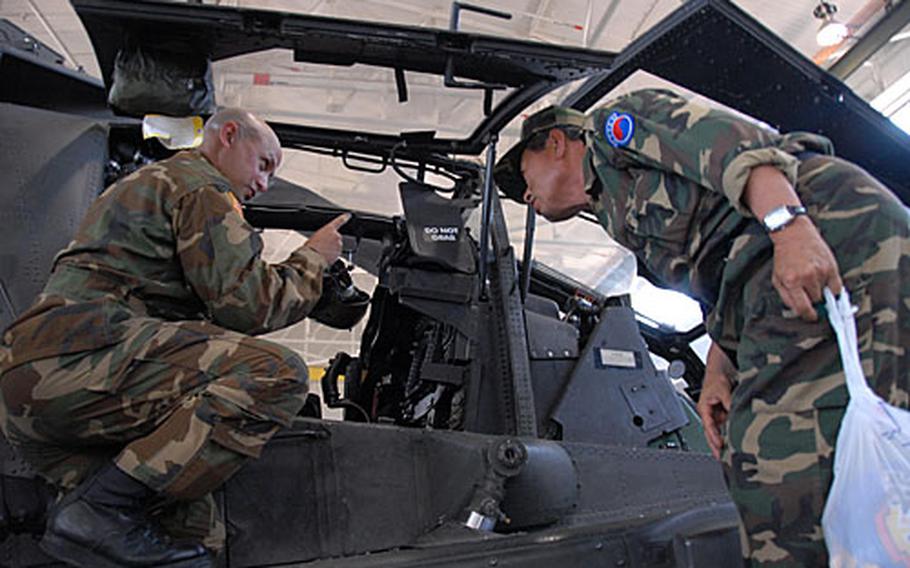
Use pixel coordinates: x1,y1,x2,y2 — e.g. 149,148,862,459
3,0,904,86
3,0,909,366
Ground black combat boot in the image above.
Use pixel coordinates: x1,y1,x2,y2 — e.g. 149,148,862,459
40,463,212,568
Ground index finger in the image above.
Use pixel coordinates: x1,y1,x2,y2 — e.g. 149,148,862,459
698,407,722,460
827,270,844,296
782,286,818,322
327,212,352,230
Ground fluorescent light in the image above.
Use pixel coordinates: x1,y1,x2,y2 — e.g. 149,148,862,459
870,69,910,135
817,20,849,46
814,1,849,47
890,104,910,132
871,70,910,115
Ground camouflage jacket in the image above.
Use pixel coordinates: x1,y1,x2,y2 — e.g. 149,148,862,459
0,150,325,370
585,88,834,348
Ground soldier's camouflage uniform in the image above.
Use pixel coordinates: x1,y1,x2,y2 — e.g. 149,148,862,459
580,89,909,566
0,150,326,549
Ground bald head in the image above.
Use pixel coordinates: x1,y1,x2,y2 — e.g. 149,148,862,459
200,107,282,202
203,108,269,143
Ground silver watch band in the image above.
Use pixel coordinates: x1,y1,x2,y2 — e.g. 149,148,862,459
762,205,807,233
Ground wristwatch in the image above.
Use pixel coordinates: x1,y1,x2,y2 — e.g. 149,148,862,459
762,205,807,233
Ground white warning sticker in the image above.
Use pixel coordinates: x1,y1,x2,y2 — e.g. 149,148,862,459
423,226,459,242
597,348,637,369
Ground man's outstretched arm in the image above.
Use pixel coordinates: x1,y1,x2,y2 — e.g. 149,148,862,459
742,165,842,321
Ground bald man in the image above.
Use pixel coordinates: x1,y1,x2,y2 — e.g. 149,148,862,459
0,108,349,567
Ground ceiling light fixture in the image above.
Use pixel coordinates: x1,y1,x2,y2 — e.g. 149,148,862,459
814,1,850,47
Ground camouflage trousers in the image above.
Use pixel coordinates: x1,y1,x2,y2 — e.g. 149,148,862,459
0,317,310,549
722,157,910,566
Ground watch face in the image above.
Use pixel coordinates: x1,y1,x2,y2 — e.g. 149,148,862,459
764,207,792,231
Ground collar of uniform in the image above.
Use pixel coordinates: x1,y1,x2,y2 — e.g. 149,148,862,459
582,132,605,200
582,114,603,199
189,149,228,182
582,148,598,197
185,149,245,215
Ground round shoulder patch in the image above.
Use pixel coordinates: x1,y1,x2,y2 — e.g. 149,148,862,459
605,111,635,148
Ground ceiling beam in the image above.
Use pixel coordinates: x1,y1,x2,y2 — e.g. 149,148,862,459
630,0,664,42
25,0,79,69
829,0,910,79
587,0,622,47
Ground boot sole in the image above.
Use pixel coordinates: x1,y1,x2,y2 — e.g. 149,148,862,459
40,532,212,568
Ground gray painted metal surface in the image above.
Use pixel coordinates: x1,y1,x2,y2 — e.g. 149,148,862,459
0,103,107,331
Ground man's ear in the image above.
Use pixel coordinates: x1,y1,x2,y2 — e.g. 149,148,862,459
220,121,238,147
550,128,567,159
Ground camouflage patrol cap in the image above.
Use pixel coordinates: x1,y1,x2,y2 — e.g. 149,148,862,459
493,105,587,202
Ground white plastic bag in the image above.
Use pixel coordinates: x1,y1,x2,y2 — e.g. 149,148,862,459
821,288,910,567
